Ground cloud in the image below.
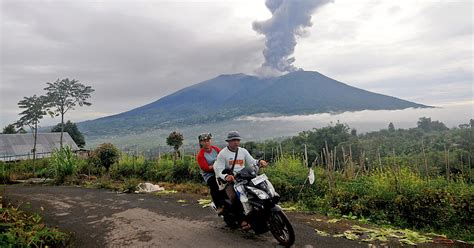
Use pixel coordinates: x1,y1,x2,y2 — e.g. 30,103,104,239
295,0,473,105
0,0,472,129
238,101,474,132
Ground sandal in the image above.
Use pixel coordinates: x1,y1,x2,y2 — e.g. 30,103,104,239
240,221,251,231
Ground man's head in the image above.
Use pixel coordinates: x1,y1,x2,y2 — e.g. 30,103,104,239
225,131,241,150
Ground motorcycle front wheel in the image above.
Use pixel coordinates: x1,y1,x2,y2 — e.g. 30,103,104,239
268,210,295,247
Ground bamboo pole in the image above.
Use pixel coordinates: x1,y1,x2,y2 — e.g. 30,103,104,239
468,155,472,182
421,140,429,178
271,147,274,162
377,148,382,169
263,142,266,161
304,144,308,168
444,144,449,182
279,143,283,160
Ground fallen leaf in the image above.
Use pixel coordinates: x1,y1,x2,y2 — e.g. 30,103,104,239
314,229,330,237
327,218,341,223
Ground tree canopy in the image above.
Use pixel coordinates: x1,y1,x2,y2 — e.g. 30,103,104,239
16,95,49,162
44,78,94,146
51,121,86,148
166,131,184,160
2,124,17,134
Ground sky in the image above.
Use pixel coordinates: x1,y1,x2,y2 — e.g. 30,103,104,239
1,0,473,129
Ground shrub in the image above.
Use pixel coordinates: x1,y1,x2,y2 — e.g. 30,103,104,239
266,155,308,201
110,153,145,179
94,143,120,171
0,204,70,247
121,178,141,193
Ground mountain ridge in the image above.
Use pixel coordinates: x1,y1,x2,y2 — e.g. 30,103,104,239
78,71,429,136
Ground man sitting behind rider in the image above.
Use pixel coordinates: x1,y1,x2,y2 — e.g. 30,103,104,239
213,131,268,230
196,132,225,214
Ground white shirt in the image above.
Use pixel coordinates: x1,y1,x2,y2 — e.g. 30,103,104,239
213,146,259,180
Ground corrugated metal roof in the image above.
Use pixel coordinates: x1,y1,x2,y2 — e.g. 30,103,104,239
0,133,79,157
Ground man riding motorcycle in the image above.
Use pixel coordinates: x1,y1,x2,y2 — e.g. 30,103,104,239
213,131,268,230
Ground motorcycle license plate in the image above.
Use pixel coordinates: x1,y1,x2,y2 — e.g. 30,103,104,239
251,174,268,185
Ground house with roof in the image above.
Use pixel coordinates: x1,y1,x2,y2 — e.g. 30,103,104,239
0,133,79,162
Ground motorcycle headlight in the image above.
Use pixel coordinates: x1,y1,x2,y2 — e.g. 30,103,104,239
247,186,270,200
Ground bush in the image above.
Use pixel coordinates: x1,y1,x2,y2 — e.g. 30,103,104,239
121,178,141,193
0,204,70,247
110,153,146,179
266,155,308,201
94,143,120,171
76,157,104,176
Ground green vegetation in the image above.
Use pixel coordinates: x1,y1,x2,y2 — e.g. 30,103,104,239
51,121,86,148
49,146,80,184
44,78,94,147
1,118,472,243
0,194,70,247
93,143,120,172
250,118,474,242
166,131,184,162
16,95,49,165
1,124,26,134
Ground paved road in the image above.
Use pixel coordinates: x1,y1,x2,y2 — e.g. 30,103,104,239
4,184,369,248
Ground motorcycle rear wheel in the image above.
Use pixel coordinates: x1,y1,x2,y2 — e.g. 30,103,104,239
269,211,295,247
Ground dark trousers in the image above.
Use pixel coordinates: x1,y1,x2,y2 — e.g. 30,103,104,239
224,183,245,222
207,175,224,208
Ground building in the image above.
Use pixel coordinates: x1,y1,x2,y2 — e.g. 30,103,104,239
0,133,79,162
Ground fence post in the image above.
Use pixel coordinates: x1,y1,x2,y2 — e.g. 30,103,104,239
444,144,449,182
421,140,429,179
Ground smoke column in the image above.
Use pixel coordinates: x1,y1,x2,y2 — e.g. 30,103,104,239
253,0,332,76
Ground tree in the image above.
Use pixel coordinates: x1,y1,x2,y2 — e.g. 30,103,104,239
2,124,18,134
51,120,86,148
417,117,448,132
16,95,48,166
166,131,184,162
44,78,94,147
94,143,120,172
388,122,395,132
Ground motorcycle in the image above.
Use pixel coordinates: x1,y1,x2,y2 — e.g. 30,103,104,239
211,166,295,247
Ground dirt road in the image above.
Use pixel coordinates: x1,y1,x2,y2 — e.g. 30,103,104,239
3,185,469,248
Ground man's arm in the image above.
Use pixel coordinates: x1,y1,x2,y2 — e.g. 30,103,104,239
243,148,267,169
243,148,259,167
213,152,227,180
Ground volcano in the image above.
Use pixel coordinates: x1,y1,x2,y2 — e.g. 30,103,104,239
78,71,429,136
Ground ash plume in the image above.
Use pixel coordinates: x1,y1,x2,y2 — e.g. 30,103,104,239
253,0,332,76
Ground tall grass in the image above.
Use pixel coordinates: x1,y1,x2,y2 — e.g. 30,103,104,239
49,146,79,183
110,153,202,183
266,155,473,242
3,148,472,241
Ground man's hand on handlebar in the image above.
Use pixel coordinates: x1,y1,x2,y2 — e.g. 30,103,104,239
225,175,235,182
259,160,268,168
